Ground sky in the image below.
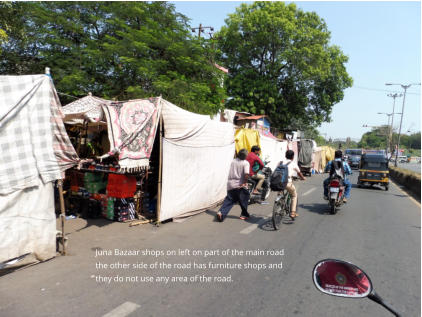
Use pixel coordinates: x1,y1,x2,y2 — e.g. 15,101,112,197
172,1,421,141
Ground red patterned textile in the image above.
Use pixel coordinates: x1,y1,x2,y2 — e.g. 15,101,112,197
106,174,136,198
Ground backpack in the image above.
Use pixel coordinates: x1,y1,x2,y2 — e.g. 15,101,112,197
252,161,260,173
270,161,291,191
330,160,345,179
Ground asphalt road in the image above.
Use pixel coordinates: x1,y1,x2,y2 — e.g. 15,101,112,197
0,173,420,317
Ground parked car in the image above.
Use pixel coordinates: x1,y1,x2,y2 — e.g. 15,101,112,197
347,155,361,169
398,156,408,163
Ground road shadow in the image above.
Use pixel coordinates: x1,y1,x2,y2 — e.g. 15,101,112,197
300,203,330,215
205,209,261,223
352,183,387,191
258,216,295,231
0,255,55,277
353,182,420,201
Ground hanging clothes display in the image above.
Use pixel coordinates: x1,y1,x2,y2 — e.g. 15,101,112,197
102,98,161,172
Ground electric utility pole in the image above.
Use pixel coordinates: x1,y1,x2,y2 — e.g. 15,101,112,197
191,24,214,39
386,93,402,158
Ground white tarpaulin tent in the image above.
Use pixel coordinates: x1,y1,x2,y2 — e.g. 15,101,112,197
259,133,288,172
0,74,79,262
61,93,110,125
159,99,235,222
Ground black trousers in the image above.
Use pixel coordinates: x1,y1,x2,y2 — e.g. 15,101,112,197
219,188,250,218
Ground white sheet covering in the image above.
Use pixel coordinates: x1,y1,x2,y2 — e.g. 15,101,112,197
259,134,288,172
159,100,235,222
0,177,56,262
160,141,234,221
62,94,111,125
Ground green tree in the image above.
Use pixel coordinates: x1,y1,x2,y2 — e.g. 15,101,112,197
409,132,421,149
216,2,353,128
0,2,35,70
358,126,390,149
0,2,226,115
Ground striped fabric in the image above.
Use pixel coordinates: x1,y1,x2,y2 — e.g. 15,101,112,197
50,83,79,173
0,75,78,194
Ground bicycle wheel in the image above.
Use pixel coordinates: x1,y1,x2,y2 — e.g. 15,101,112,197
272,196,283,230
285,194,292,218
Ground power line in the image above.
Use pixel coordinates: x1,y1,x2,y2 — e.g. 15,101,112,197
353,85,420,95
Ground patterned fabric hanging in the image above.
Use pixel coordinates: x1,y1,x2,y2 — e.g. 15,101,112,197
102,98,161,172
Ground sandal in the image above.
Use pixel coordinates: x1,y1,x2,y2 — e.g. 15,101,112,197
290,212,298,220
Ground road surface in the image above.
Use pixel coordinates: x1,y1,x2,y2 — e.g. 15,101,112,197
0,173,420,317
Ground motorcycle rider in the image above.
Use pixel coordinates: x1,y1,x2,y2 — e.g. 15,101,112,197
323,150,352,202
246,145,265,195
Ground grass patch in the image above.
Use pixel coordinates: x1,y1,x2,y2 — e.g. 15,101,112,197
389,165,421,179
389,165,421,198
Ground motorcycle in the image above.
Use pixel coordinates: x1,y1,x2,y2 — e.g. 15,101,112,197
327,176,345,214
247,163,272,204
313,259,401,316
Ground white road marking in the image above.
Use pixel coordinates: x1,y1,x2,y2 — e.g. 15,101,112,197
240,213,273,234
102,302,141,317
240,187,315,234
302,188,316,196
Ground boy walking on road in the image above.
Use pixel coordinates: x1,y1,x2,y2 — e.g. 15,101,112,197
217,149,251,222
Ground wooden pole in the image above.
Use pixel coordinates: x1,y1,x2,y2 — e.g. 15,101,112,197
58,180,66,255
156,111,163,226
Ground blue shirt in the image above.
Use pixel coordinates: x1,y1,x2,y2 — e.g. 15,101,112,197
324,158,352,179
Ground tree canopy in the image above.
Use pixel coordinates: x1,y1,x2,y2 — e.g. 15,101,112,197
358,126,421,151
216,2,353,129
0,2,226,115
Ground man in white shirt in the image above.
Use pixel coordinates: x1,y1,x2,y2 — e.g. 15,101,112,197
217,149,251,222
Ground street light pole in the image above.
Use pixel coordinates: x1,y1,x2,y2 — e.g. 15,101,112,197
385,83,421,166
386,93,402,156
394,86,408,167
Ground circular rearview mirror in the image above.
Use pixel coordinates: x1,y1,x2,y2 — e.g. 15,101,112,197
313,259,373,298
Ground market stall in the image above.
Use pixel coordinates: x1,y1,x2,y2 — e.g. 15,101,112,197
62,96,161,223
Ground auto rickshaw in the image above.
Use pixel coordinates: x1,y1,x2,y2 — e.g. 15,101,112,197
357,154,389,191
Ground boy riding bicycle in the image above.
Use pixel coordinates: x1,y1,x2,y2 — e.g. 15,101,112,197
279,150,306,219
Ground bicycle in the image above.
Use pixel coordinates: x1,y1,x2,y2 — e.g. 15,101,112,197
272,189,293,230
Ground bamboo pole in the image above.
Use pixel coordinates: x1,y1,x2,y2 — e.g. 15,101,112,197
156,112,163,226
58,180,66,255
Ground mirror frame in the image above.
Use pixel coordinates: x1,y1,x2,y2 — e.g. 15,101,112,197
313,259,373,298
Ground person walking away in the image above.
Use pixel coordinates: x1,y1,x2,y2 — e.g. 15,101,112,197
323,150,352,202
217,149,251,222
282,150,306,219
246,145,265,195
